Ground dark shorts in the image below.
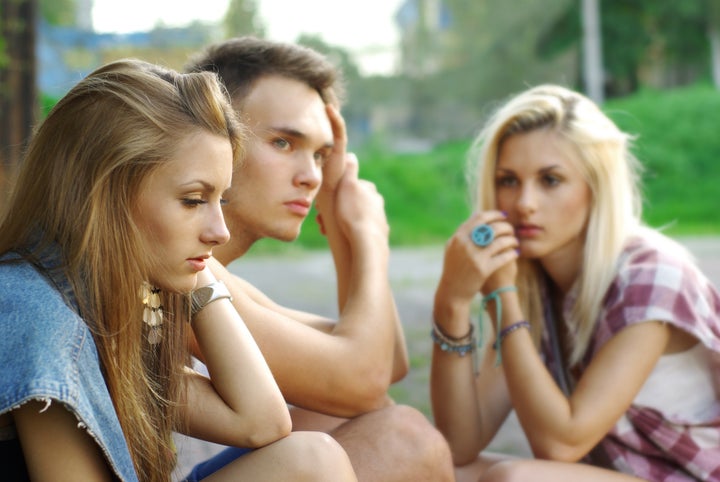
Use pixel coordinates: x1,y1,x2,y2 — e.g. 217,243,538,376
184,446,253,482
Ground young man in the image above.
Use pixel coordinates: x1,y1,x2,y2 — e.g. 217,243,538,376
184,37,453,481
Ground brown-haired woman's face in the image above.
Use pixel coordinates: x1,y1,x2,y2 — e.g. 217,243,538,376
133,131,233,293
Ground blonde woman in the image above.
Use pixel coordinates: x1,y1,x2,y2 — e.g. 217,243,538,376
0,59,356,481
431,84,720,481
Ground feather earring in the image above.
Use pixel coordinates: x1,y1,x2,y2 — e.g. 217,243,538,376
140,283,163,345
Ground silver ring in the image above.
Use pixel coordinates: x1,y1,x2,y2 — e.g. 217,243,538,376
470,224,494,247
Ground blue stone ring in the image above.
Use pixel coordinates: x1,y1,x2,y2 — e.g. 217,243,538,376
470,224,495,247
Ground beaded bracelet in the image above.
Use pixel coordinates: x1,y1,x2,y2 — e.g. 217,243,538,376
493,320,530,350
430,321,476,356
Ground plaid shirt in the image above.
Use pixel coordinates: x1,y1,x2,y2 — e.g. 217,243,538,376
541,233,720,481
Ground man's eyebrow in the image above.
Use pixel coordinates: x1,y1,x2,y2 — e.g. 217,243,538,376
267,126,305,139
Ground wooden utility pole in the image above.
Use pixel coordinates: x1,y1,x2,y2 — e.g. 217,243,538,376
0,0,38,200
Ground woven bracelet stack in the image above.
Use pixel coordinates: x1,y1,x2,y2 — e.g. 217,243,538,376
432,286,530,369
430,321,476,356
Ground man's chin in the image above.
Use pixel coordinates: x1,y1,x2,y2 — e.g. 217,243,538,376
269,227,302,243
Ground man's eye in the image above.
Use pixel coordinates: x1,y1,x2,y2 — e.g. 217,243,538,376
314,151,328,165
272,138,290,149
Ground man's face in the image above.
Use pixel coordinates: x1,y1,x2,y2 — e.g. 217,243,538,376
221,75,334,257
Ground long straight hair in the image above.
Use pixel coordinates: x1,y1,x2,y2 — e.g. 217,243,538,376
468,85,642,365
0,59,243,480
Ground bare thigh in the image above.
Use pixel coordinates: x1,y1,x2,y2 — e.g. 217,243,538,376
479,458,646,482
454,453,518,482
202,431,357,482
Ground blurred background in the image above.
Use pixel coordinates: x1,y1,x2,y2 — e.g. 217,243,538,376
2,0,719,248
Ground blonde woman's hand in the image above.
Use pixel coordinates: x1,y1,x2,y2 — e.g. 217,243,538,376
434,212,518,329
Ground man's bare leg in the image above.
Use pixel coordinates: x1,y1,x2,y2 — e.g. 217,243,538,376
291,405,454,482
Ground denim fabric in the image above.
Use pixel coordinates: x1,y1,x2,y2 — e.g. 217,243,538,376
0,247,138,482
184,446,253,481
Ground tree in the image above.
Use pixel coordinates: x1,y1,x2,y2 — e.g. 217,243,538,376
539,0,716,97
0,0,38,200
223,0,265,38
38,0,76,26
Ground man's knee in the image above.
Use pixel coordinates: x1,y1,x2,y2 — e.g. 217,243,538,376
379,405,454,479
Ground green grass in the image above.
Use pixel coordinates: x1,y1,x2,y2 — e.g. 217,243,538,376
287,82,720,250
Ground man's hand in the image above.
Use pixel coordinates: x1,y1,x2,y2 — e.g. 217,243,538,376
320,104,349,192
334,156,389,243
315,104,349,237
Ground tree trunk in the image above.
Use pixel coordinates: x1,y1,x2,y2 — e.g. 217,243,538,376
0,0,38,200
580,0,604,103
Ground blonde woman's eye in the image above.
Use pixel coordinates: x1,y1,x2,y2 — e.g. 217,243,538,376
543,175,560,187
496,176,517,187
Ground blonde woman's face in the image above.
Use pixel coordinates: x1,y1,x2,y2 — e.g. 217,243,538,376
495,129,591,270
134,131,233,293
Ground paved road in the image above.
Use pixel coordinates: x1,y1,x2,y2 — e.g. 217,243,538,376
173,237,720,478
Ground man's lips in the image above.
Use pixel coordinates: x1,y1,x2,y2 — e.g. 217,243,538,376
285,199,311,216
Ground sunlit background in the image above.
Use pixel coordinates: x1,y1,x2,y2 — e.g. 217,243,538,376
2,0,720,241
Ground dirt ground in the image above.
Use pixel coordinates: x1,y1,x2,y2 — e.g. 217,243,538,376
173,237,720,479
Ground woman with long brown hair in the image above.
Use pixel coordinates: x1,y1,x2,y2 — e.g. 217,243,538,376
0,59,356,481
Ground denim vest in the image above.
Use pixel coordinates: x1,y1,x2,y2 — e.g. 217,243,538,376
0,246,138,481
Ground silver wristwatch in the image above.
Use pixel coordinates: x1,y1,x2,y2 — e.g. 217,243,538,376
190,280,232,316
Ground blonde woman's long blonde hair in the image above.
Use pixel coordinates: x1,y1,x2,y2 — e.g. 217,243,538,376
0,59,244,481
468,84,642,365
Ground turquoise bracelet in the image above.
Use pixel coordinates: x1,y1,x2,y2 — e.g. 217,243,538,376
480,286,517,366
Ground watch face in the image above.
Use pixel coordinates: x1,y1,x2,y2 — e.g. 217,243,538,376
192,286,213,312
191,282,231,316
193,286,213,306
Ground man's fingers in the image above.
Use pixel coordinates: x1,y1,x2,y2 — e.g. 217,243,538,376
342,153,359,180
327,104,347,146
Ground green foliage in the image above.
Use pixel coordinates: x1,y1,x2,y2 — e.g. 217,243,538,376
223,0,265,38
39,0,77,26
40,92,60,118
287,83,720,250
605,83,720,234
0,34,7,69
537,0,712,94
